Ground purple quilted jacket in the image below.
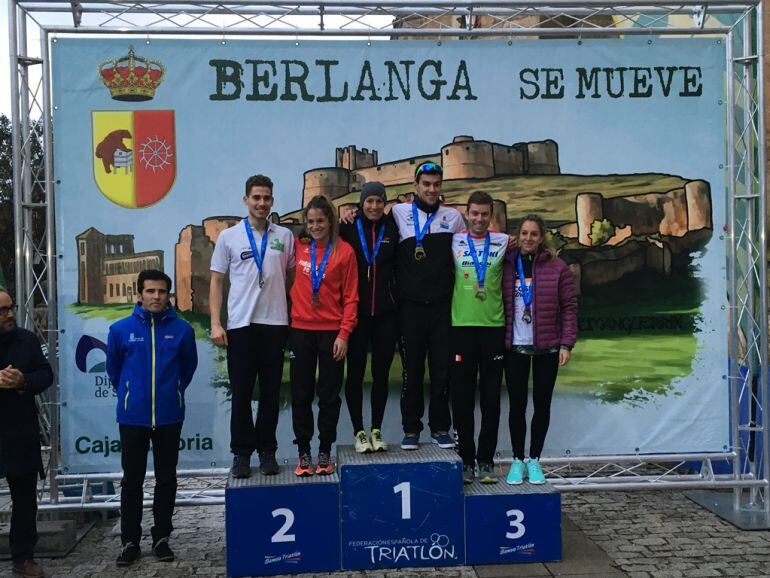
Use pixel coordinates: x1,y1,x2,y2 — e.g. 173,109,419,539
503,249,578,350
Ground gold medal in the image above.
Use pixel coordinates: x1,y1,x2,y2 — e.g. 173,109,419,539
414,245,427,261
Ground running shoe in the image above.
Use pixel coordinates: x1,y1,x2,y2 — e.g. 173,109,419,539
506,458,525,485
231,454,251,479
462,463,476,484
370,429,388,452
259,450,280,476
527,458,546,484
401,434,420,450
116,543,140,567
354,430,373,454
294,451,313,477
431,432,456,449
478,462,499,484
316,451,335,475
152,537,174,562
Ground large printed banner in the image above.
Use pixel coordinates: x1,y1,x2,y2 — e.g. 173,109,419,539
53,38,728,472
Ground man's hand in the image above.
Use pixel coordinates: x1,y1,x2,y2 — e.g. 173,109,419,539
0,365,25,389
339,207,358,225
506,235,518,252
559,348,571,366
210,325,228,347
332,337,348,361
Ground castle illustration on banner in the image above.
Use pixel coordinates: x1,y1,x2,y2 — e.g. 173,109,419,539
75,134,712,316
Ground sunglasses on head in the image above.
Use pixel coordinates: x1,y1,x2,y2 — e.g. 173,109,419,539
414,162,443,179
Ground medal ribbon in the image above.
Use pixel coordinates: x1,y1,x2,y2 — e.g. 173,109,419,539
310,239,333,299
516,254,533,309
356,217,386,268
467,232,490,290
244,219,268,280
412,203,437,250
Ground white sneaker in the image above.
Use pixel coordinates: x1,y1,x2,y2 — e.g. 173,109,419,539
370,429,388,452
354,430,373,453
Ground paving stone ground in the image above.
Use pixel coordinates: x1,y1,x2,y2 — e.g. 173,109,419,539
1,488,769,577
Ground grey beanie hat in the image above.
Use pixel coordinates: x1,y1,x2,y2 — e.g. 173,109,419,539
359,181,387,205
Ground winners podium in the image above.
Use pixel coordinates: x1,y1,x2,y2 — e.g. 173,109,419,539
225,445,561,577
338,444,465,569
225,469,341,577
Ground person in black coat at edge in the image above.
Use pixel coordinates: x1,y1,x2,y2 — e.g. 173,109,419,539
339,182,399,453
0,290,53,578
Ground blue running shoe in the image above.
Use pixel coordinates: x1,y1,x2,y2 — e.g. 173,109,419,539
431,432,456,449
527,458,546,484
401,434,419,450
506,459,525,485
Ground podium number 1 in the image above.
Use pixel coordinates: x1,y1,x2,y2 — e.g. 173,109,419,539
271,508,296,543
393,482,412,520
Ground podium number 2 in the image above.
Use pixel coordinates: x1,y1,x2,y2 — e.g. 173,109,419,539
271,508,296,543
505,509,526,539
393,482,412,520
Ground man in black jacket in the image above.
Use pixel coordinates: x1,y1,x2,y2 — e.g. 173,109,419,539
0,290,53,578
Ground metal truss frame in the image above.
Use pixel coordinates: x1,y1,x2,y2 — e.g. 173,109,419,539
7,0,768,519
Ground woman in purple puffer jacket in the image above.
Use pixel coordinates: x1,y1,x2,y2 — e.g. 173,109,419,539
502,214,577,486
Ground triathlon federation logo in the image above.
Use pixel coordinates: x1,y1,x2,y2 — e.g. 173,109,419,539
92,110,176,208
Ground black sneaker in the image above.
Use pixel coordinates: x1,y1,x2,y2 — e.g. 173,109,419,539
478,462,499,484
259,450,280,476
152,537,175,562
316,451,335,475
232,454,251,479
116,542,140,566
462,463,476,484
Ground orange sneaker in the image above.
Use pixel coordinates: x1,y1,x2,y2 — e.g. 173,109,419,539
294,451,313,477
316,451,335,475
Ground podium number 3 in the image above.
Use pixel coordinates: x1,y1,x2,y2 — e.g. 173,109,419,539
393,481,412,520
506,509,526,539
271,508,296,543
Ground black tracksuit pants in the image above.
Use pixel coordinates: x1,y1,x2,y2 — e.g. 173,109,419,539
6,471,38,562
289,329,344,454
450,326,505,465
344,313,398,434
505,350,559,460
119,422,182,545
398,299,452,435
227,323,288,457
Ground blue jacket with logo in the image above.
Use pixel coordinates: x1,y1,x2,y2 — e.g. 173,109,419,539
107,304,198,427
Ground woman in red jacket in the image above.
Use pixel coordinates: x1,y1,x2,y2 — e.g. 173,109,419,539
290,195,359,476
503,215,577,486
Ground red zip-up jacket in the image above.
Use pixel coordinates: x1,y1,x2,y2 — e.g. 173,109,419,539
290,237,359,341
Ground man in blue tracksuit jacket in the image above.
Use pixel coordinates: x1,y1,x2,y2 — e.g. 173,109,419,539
106,269,198,567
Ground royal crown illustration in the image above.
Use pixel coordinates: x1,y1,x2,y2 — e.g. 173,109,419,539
98,46,165,102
